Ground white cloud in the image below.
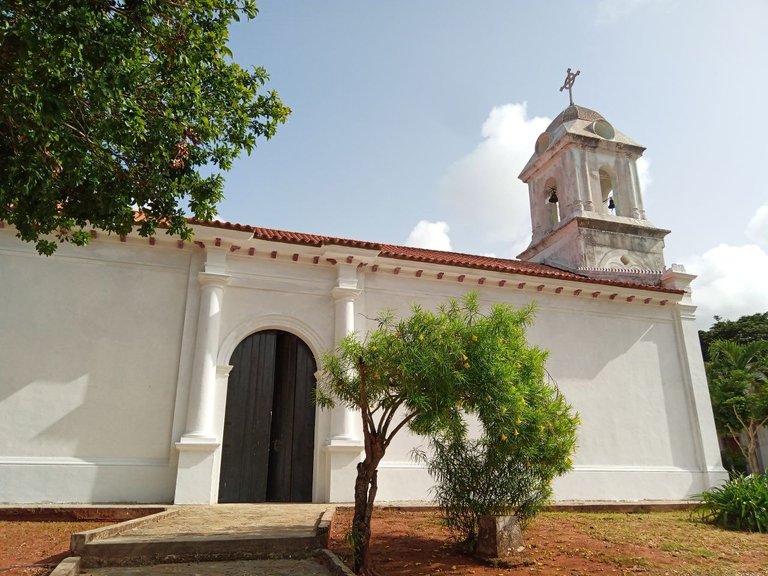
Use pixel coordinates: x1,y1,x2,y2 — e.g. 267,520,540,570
676,202,768,328
746,203,768,248
683,242,768,328
405,220,452,251
439,103,550,258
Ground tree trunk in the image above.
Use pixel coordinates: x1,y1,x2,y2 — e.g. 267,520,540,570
746,420,760,475
351,435,385,575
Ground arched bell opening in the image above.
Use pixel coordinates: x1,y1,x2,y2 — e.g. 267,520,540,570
599,168,617,216
545,176,561,228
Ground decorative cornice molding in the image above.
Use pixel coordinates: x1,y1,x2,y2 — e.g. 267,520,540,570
216,364,234,378
197,271,230,287
175,436,220,452
331,285,362,301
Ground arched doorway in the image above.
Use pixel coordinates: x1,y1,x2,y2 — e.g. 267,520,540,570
218,330,317,503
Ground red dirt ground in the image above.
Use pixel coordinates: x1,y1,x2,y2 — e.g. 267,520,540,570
0,520,111,576
328,507,768,576
3,509,768,576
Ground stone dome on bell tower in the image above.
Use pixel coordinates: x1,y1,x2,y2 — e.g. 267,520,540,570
517,69,670,280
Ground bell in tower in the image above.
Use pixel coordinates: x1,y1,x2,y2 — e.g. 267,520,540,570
517,70,670,281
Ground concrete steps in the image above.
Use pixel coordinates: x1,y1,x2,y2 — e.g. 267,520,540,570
77,533,327,568
72,505,334,568
77,557,342,576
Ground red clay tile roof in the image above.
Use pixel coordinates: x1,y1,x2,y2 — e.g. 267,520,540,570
189,218,681,294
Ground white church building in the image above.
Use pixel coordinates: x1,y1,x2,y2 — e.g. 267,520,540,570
0,101,728,504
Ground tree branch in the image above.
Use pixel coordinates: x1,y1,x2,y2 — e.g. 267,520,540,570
380,398,406,439
376,395,403,433
384,410,419,448
725,422,750,462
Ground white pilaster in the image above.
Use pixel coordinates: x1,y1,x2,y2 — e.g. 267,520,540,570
181,271,230,441
615,158,634,219
174,257,231,504
324,263,365,502
627,157,646,219
579,149,595,212
568,147,587,216
328,265,361,443
529,181,546,242
662,265,728,490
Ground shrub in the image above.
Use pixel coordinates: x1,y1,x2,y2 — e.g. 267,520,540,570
418,437,552,547
697,473,768,532
418,376,578,548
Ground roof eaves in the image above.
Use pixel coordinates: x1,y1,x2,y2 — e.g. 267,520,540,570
374,251,682,295
188,219,683,295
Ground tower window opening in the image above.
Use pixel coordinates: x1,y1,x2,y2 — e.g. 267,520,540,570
598,168,617,216
545,178,560,227
547,187,559,204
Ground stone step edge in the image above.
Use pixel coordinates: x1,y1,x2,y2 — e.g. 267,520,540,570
50,556,79,576
58,551,355,576
78,535,326,568
72,509,181,552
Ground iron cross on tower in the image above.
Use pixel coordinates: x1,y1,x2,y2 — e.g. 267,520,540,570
559,68,580,106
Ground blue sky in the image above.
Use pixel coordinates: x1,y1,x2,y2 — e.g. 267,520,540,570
216,0,768,327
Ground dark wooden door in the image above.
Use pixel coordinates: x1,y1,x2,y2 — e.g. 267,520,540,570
218,330,316,503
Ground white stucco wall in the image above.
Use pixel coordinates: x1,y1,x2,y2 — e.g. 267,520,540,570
0,225,726,504
0,233,191,503
346,270,723,502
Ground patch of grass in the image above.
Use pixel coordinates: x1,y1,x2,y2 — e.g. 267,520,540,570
697,473,768,532
543,510,768,571
560,511,686,547
660,542,717,558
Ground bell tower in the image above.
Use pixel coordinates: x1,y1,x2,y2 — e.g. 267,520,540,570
518,70,669,279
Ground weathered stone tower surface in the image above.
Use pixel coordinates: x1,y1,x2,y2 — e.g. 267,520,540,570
518,103,670,283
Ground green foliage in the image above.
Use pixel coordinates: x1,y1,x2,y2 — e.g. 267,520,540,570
720,443,749,477
705,339,768,473
1,0,290,254
699,313,768,361
319,293,575,442
417,351,578,548
319,293,579,573
707,340,768,431
697,473,768,533
420,409,577,547
346,523,364,562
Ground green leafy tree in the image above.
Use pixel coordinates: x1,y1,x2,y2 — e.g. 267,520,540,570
699,313,768,361
706,340,768,474
318,294,579,575
1,0,289,255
